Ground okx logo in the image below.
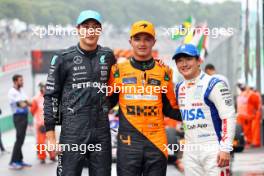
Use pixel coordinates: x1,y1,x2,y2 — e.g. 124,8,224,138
181,108,205,121
126,105,158,116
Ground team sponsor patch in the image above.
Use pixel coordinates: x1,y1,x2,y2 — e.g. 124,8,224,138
184,123,208,130
225,99,233,106
100,66,108,70
124,94,158,100
123,72,136,77
126,105,158,116
122,77,137,84
101,71,108,76
147,78,161,86
73,66,86,71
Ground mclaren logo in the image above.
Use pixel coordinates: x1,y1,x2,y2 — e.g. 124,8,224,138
140,24,148,28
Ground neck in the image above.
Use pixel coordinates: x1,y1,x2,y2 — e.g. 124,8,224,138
79,41,97,51
133,54,152,62
14,85,20,90
185,69,201,80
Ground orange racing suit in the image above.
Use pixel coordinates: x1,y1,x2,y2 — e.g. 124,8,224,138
237,89,258,145
31,92,55,160
251,90,262,147
108,58,181,176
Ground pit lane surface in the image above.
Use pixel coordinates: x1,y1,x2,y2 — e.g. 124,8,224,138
0,130,263,176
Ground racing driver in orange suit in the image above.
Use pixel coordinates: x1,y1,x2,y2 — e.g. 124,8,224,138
108,20,182,176
31,82,56,163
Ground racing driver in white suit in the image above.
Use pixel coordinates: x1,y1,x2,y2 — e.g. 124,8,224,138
172,44,236,176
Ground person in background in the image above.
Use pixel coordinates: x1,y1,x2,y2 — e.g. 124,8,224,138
236,83,258,147
31,82,56,163
8,74,32,169
249,86,262,147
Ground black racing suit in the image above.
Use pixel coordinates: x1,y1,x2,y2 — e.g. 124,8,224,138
44,44,115,176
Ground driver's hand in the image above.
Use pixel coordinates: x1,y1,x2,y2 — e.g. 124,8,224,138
217,151,230,167
46,131,60,154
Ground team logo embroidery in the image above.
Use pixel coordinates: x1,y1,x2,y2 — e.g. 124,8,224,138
99,55,106,64
51,55,58,65
73,56,83,64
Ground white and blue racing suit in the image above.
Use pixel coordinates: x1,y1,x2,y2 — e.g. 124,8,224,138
175,71,236,176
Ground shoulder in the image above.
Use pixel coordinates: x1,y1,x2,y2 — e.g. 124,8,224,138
61,46,76,56
155,63,173,81
176,80,184,89
8,87,17,95
49,46,76,64
155,61,172,72
114,59,130,69
207,76,230,96
98,46,115,58
98,46,113,54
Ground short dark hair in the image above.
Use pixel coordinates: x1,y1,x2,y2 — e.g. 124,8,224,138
173,53,199,60
12,74,22,82
205,64,215,70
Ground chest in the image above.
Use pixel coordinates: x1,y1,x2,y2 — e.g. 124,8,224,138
178,84,209,121
66,54,111,84
119,68,165,88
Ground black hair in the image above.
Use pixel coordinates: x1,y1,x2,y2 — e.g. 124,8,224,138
205,64,215,70
12,74,22,82
173,53,199,60
79,19,101,27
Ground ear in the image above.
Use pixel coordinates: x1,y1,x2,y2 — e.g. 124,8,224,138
198,58,203,65
129,38,132,45
152,39,156,47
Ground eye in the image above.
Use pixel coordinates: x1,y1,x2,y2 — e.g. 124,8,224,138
133,37,140,41
176,58,183,64
145,37,152,42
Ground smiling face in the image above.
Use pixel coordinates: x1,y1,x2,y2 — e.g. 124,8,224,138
77,20,102,48
175,56,202,80
129,33,156,61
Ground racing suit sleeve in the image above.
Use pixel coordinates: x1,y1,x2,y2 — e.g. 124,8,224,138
162,68,182,121
209,81,236,152
44,54,64,132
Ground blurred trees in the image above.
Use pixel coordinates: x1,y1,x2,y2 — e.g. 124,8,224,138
0,0,241,28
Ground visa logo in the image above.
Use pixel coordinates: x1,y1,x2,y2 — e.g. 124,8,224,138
181,108,205,121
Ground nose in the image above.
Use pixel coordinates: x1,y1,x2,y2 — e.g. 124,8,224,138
139,39,146,47
181,59,188,67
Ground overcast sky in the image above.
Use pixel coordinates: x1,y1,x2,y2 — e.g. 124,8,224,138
171,0,261,12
